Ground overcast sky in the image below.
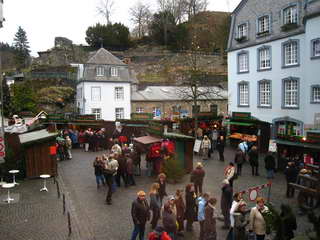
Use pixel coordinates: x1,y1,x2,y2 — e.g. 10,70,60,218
0,0,241,56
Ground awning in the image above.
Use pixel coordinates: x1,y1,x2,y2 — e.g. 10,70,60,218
134,136,162,145
124,124,148,127
275,139,320,150
225,121,254,126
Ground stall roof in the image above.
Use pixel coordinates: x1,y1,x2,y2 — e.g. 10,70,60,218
225,121,254,126
275,139,320,150
134,136,162,145
164,132,194,140
19,129,58,144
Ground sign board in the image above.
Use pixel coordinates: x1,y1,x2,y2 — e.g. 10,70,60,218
232,112,251,120
306,131,320,144
193,139,202,153
131,113,153,120
0,131,5,163
268,140,277,152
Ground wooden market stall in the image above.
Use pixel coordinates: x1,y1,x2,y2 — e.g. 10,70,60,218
19,129,58,178
227,112,271,153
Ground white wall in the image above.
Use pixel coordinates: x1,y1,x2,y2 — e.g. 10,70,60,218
77,82,131,121
228,20,319,127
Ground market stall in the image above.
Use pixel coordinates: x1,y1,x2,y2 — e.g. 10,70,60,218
227,112,270,153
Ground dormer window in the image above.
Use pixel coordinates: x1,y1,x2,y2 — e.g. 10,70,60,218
283,6,298,25
111,67,118,77
96,66,104,76
258,15,270,34
236,23,248,42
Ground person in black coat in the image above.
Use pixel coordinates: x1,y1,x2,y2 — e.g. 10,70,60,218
220,179,233,229
264,153,276,179
216,135,225,161
131,191,150,240
284,162,299,198
280,204,297,240
248,146,259,176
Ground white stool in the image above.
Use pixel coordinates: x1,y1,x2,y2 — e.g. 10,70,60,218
2,183,15,203
40,174,50,192
0,177,6,186
9,170,20,185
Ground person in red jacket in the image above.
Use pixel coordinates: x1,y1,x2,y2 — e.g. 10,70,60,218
148,226,172,240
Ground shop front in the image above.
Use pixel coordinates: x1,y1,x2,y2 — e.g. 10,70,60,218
227,112,270,153
272,117,320,170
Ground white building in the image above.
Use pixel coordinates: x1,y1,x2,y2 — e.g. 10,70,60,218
0,0,4,28
76,48,132,121
227,0,320,138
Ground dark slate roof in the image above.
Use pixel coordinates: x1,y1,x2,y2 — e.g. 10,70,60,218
87,48,126,66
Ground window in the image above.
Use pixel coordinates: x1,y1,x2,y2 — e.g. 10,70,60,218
258,80,271,107
238,82,249,106
311,39,320,58
96,66,104,76
258,15,270,33
153,107,161,117
91,87,101,101
115,87,124,100
92,108,101,120
283,78,299,108
238,52,249,73
283,6,298,24
111,67,118,77
311,85,320,103
115,108,124,119
77,87,82,99
283,40,299,67
237,23,248,39
258,46,271,70
136,107,144,113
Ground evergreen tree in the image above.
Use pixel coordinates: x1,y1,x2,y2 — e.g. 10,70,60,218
13,26,30,68
11,83,36,114
2,79,12,117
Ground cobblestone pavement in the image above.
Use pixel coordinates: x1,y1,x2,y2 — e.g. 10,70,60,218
0,146,318,240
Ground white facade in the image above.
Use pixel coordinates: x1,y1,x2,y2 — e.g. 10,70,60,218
77,81,131,121
75,48,132,121
228,10,320,133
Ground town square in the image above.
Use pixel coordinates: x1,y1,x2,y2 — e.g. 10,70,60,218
0,1,319,240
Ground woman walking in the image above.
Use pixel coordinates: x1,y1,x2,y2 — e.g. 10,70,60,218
162,202,177,240
93,156,105,189
248,146,259,176
234,201,249,240
249,197,269,240
204,197,217,240
185,183,197,232
149,183,161,229
174,189,185,235
157,173,168,205
234,148,245,176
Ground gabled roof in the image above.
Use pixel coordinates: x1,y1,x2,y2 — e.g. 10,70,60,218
87,48,126,66
132,86,227,101
232,0,248,15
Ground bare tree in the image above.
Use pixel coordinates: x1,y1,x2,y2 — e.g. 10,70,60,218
97,0,114,25
130,1,152,38
183,0,208,20
176,34,224,134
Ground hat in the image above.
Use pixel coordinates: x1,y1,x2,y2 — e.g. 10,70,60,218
300,169,308,174
137,190,146,196
154,226,164,235
168,195,175,201
222,179,229,185
196,162,203,168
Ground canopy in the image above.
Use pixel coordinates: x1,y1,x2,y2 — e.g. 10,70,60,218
225,121,254,126
275,139,320,150
134,136,162,145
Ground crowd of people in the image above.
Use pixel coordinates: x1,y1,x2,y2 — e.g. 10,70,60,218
58,124,312,240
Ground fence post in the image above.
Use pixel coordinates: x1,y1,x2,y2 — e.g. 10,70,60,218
56,181,60,199
67,211,72,236
63,194,66,215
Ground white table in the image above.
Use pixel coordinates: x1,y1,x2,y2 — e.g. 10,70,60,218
2,183,15,203
40,174,50,192
9,170,20,185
